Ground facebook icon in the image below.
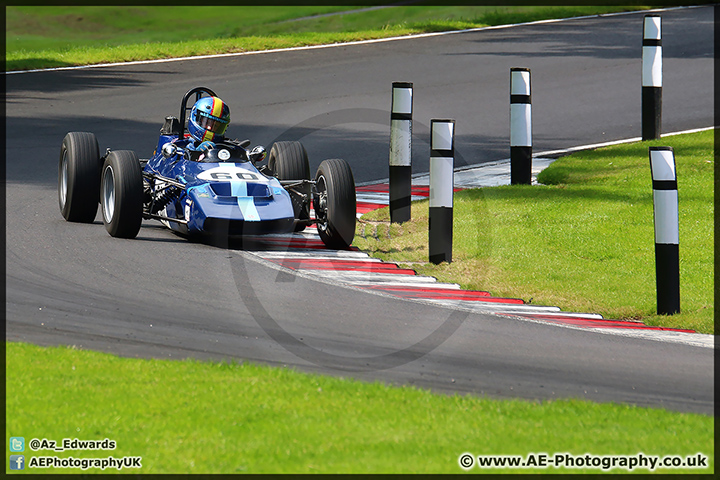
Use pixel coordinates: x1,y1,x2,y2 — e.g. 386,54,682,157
10,455,25,470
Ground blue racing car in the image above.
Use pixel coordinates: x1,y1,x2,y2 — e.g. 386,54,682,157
58,86,357,249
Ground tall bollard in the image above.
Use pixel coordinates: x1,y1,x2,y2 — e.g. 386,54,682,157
429,119,455,265
389,82,413,223
642,15,662,140
649,147,680,315
510,67,532,185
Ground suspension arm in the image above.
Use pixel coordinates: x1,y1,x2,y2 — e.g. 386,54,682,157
143,172,186,189
279,179,316,188
142,212,189,225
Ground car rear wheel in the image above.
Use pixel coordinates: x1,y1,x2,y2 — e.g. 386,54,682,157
314,158,356,249
267,141,311,231
100,150,143,238
58,132,101,222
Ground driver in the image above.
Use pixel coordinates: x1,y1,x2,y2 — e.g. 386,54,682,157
186,96,231,151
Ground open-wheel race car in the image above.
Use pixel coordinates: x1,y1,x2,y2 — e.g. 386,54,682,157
58,86,357,249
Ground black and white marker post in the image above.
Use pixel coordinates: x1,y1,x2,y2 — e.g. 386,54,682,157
429,119,455,265
510,67,532,185
642,15,662,141
389,82,413,223
649,147,680,315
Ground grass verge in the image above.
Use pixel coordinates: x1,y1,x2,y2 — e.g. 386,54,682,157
6,5,653,71
5,341,714,474
354,130,714,334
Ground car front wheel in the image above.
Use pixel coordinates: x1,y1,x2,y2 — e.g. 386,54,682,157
100,150,143,238
314,158,356,249
268,141,311,231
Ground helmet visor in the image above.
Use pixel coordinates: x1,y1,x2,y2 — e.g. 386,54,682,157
197,113,229,135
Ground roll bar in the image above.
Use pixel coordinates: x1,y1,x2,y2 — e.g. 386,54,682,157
178,86,218,139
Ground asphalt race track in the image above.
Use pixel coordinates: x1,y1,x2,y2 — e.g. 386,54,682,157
4,6,714,414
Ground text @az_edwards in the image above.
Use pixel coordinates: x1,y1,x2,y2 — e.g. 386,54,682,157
28,437,116,452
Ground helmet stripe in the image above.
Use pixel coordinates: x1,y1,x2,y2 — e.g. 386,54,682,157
203,130,214,142
211,97,224,118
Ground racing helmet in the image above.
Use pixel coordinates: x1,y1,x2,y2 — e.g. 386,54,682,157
188,96,230,142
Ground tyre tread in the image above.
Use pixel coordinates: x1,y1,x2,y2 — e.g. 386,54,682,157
101,150,143,239
316,158,356,249
58,132,100,223
268,141,311,230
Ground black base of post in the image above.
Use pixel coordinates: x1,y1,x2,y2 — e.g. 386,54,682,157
429,206,453,264
655,243,680,315
389,165,411,223
642,86,662,141
510,146,532,185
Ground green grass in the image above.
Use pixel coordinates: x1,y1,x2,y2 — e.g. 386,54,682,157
355,130,714,334
5,342,714,474
6,5,654,71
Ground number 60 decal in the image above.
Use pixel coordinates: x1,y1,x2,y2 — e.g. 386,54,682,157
198,166,267,182
210,172,258,180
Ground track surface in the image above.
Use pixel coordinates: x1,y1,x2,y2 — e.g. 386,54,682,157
5,7,714,414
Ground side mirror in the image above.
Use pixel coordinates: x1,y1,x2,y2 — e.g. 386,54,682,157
161,142,177,158
249,145,266,164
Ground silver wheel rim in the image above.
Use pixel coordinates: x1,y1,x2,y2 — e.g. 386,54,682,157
59,150,68,207
102,165,115,224
316,174,328,232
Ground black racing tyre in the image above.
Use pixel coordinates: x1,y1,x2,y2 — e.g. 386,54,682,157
58,132,101,222
314,158,356,249
267,141,311,231
100,150,143,239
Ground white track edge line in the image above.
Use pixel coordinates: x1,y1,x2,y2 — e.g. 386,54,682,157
497,313,715,348
356,126,715,187
243,250,712,347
